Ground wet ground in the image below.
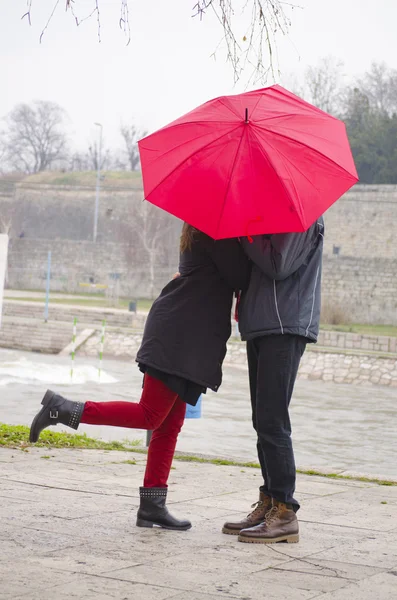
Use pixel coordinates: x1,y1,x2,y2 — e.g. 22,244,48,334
1,348,396,479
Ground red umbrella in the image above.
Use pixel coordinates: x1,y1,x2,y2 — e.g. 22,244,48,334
138,85,358,239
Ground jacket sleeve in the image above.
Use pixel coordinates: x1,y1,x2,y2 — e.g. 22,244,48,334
241,221,322,281
210,238,251,290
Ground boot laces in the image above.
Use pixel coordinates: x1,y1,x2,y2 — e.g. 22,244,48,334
264,506,279,524
247,500,265,520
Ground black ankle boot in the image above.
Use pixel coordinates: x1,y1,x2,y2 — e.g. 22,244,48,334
29,390,85,443
136,487,192,531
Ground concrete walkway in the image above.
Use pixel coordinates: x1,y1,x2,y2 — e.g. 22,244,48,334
1,447,396,599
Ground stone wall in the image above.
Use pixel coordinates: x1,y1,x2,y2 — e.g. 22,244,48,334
3,181,144,242
318,329,397,354
1,305,397,386
77,329,397,388
6,239,176,298
3,181,397,319
321,256,397,325
0,319,71,353
3,301,147,329
322,185,397,259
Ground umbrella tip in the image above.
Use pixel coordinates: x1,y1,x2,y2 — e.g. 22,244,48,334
245,108,249,124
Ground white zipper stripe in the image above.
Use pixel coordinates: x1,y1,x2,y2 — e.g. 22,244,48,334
306,267,320,337
273,280,284,335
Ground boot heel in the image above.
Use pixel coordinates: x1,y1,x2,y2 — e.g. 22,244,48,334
287,534,299,543
41,390,55,407
136,518,154,528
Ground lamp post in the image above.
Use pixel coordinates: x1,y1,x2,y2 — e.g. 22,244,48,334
93,122,102,243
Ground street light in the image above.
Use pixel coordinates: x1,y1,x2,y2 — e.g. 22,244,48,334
93,122,102,243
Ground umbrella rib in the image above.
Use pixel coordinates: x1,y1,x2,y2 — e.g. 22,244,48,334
253,123,358,177
249,94,267,122
215,125,248,239
217,97,243,119
142,123,237,166
143,124,243,203
255,132,315,227
250,128,305,227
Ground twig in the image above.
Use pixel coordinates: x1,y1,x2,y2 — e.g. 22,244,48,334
192,0,297,84
39,0,61,44
21,0,33,26
119,0,131,45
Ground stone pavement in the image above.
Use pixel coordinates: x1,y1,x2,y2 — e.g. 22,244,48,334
1,446,397,599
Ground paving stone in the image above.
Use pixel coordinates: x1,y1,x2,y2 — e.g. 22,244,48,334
10,575,181,600
305,571,397,599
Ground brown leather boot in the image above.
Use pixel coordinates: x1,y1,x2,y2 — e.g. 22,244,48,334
222,492,272,535
238,498,299,544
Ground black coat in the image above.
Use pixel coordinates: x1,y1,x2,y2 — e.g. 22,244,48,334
136,234,251,391
239,218,324,342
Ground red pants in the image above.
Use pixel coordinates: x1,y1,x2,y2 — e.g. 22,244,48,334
81,374,186,488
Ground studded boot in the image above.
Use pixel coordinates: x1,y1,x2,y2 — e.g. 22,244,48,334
29,390,85,443
222,491,272,535
136,487,192,531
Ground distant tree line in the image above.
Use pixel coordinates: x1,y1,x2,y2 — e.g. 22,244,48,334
299,59,397,184
1,59,396,183
0,100,145,176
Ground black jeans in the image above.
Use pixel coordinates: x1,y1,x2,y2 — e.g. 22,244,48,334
247,334,307,512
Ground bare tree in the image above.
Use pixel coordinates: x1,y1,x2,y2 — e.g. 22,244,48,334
302,56,346,115
68,141,118,172
4,101,68,173
132,202,174,298
22,1,295,83
87,140,114,171
114,200,177,298
356,62,397,116
120,124,146,171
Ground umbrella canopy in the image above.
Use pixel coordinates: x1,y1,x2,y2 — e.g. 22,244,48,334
138,85,358,239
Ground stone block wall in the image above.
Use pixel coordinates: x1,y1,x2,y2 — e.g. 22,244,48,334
322,185,397,259
6,239,176,299
3,181,397,321
321,256,397,324
3,301,147,329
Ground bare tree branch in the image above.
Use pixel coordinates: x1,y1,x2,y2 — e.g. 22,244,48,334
21,1,294,80
120,123,146,171
23,0,131,45
21,0,33,25
192,0,296,84
39,0,61,43
119,0,131,46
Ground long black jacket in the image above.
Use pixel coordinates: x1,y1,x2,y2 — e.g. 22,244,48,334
136,234,250,391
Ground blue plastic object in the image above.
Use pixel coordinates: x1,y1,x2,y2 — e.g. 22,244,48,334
185,395,202,419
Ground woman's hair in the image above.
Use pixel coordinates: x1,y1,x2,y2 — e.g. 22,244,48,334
180,222,197,253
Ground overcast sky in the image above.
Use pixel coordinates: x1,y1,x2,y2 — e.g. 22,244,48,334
0,0,395,150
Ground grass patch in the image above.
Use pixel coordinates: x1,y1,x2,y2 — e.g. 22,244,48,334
2,424,395,487
0,423,140,451
320,323,397,338
23,171,143,188
297,468,397,487
5,295,153,312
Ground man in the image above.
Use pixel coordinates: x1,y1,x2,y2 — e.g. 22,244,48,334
222,218,324,543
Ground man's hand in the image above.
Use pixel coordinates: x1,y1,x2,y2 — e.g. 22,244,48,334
172,272,181,280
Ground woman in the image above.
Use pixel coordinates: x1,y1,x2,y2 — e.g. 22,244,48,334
29,224,251,531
